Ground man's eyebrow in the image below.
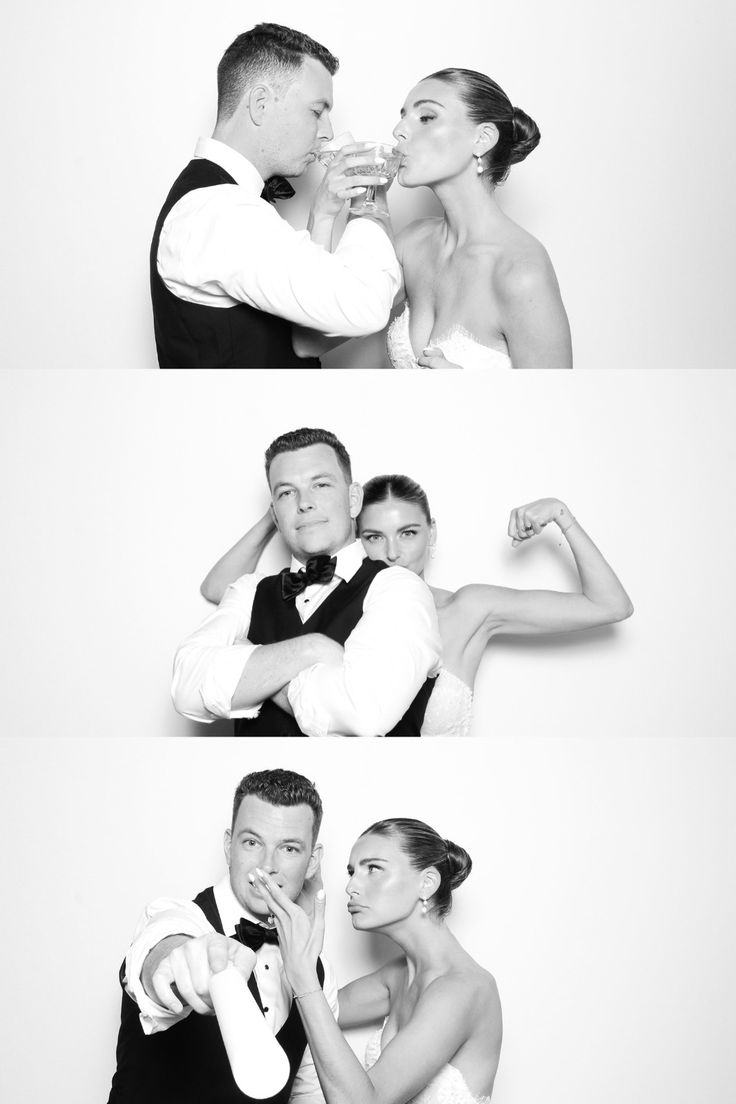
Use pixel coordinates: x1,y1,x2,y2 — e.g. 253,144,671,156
236,827,263,839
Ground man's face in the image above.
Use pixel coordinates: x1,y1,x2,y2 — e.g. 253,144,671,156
268,443,362,561
265,57,334,176
225,795,321,919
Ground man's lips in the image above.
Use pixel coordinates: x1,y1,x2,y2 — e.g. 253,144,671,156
296,518,326,530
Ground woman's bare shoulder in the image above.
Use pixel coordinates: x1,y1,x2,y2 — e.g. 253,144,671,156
429,957,500,1017
491,223,559,299
396,217,443,262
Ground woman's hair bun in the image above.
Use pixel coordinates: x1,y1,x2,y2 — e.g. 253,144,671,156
509,106,541,165
445,839,472,889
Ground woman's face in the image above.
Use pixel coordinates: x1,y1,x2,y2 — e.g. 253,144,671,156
346,832,427,931
392,78,482,188
358,498,436,576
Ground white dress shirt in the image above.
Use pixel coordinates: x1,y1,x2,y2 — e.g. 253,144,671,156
123,876,338,1104
157,137,401,336
171,541,442,737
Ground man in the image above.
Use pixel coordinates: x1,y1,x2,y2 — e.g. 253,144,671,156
107,769,334,1104
172,428,441,736
151,23,401,368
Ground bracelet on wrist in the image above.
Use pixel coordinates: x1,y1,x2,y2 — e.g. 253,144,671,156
558,514,578,535
294,987,322,1000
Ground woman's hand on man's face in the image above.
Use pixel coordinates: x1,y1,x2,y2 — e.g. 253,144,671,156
251,868,326,993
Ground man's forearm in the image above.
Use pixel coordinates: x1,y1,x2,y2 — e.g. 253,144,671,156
230,635,330,711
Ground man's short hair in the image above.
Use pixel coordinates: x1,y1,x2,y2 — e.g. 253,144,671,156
217,23,339,122
231,768,323,841
264,427,353,484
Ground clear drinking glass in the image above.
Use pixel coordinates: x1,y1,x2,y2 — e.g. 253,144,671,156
347,142,401,214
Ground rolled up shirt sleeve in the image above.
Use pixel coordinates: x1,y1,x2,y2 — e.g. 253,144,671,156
123,898,215,1035
171,575,264,722
159,188,401,336
286,567,441,737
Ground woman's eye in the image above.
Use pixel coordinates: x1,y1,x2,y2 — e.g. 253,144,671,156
402,530,418,539
419,114,435,124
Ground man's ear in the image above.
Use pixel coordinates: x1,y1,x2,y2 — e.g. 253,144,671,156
224,827,232,867
349,481,364,519
269,501,280,531
307,842,324,880
246,84,271,126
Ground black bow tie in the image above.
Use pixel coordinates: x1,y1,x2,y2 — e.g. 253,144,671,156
261,175,296,204
235,917,279,951
280,555,337,600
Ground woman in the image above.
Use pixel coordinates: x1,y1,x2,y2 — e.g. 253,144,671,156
295,69,570,369
200,478,633,736
252,817,502,1104
388,69,571,369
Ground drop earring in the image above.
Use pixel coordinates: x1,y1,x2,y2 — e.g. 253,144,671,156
421,897,428,916
475,154,484,175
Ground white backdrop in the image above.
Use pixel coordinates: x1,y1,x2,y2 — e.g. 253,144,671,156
1,737,734,1103
0,0,733,369
1,369,735,738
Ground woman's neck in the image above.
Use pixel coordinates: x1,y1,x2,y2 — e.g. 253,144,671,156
386,916,460,980
431,175,503,247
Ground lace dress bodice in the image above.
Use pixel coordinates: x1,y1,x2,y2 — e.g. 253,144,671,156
387,304,511,371
365,1022,492,1104
422,668,474,737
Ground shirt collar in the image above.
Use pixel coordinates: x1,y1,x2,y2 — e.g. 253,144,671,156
213,874,276,936
289,539,367,584
194,137,265,194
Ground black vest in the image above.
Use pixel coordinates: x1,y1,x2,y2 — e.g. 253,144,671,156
150,158,321,369
107,886,324,1104
234,559,435,737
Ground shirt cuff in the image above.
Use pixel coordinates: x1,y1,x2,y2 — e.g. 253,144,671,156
173,643,262,721
124,906,214,1035
286,664,332,737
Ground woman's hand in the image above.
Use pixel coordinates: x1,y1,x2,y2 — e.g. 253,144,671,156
417,346,462,369
508,498,574,547
252,868,326,995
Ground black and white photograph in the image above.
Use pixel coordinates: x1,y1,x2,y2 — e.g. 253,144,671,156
1,1,735,1102
2,368,735,739
2,738,735,1103
2,0,733,369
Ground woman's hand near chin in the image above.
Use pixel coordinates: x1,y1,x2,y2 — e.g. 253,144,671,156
252,869,326,995
507,498,573,546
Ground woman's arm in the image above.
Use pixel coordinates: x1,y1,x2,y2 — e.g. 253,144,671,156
497,249,572,369
200,510,276,605
253,872,482,1104
337,960,398,1029
455,498,634,638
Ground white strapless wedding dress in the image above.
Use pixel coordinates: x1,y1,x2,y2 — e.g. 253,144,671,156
422,669,474,737
365,1022,492,1104
387,304,511,370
